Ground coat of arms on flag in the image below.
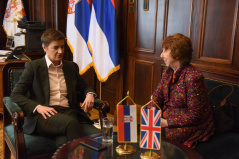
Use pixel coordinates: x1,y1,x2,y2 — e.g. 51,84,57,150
2,0,27,37
117,105,137,143
66,0,93,75
140,108,161,150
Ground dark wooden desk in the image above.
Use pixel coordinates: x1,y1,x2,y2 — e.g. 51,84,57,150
52,133,202,159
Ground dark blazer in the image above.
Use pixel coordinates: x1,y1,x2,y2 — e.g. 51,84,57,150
11,57,95,134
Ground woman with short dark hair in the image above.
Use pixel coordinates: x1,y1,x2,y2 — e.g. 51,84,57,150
149,33,214,148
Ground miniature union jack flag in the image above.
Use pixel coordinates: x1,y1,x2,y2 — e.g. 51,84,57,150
140,108,161,150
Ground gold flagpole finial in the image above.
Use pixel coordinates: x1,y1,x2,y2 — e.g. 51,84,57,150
116,90,136,106
141,95,161,110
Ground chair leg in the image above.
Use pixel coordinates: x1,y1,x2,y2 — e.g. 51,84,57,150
4,141,11,159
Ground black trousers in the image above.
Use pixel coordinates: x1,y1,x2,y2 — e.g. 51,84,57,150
35,108,88,147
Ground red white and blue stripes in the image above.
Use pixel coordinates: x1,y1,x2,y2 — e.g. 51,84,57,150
117,105,137,142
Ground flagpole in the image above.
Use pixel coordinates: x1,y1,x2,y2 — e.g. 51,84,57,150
100,81,102,100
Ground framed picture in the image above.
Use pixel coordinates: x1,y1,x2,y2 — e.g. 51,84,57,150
6,36,14,48
129,0,134,4
143,0,149,11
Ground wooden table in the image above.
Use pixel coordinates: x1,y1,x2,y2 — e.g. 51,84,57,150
52,132,202,159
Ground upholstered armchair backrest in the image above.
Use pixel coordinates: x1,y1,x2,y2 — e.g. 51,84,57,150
3,62,25,97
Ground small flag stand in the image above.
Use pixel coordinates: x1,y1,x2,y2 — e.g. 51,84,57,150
140,96,161,159
116,91,137,155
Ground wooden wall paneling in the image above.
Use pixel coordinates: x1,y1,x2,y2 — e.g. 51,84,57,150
202,71,239,85
126,55,162,105
28,0,68,31
135,0,158,52
55,0,68,33
45,0,55,29
126,0,165,106
133,59,154,105
22,0,30,20
233,7,239,70
124,0,239,110
96,71,120,114
55,0,71,60
152,60,164,91
127,0,136,52
166,0,193,37
115,0,128,105
28,0,56,29
29,0,43,21
81,67,96,91
190,0,202,64
198,0,238,65
193,0,239,83
124,55,134,105
194,63,239,84
155,0,166,56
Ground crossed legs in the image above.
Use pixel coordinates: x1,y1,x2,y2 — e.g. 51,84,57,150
35,109,86,147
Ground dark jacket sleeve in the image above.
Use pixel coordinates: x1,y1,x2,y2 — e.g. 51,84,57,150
10,62,43,115
63,61,95,105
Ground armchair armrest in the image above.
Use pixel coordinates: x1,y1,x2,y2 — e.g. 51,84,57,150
98,101,110,129
92,98,110,129
3,97,27,158
14,111,27,158
3,97,22,116
3,96,25,135
93,99,110,120
93,98,103,109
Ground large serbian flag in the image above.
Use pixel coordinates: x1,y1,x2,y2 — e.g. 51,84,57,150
140,108,161,150
117,105,137,143
88,0,120,82
66,0,93,74
2,0,27,37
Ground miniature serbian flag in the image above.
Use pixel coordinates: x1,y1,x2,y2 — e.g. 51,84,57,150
140,108,161,150
117,105,137,142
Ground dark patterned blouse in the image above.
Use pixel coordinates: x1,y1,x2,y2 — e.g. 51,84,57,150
150,64,215,148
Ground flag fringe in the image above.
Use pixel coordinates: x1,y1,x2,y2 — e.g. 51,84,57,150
79,62,93,75
66,38,74,53
92,64,120,82
2,25,8,37
89,41,120,82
